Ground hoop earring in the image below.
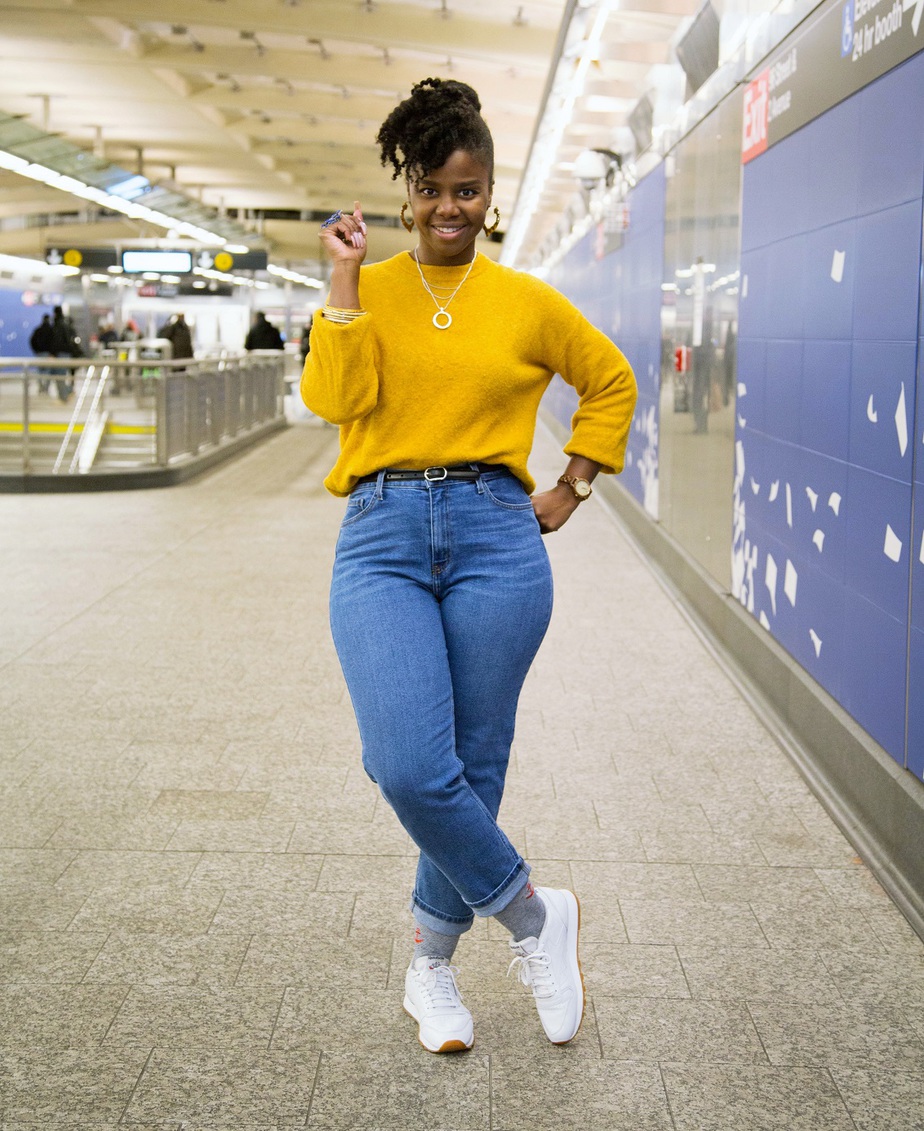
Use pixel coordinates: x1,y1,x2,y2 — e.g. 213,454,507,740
400,202,414,233
483,207,500,236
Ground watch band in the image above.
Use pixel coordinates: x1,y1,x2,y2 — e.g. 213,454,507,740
558,475,593,501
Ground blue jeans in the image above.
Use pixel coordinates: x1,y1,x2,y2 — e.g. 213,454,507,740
329,468,554,935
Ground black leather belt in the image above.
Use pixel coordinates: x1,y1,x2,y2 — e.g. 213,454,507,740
357,463,506,484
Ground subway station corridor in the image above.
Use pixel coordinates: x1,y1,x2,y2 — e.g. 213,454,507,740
2,420,923,1129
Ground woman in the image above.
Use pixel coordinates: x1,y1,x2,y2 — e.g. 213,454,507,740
302,78,636,1054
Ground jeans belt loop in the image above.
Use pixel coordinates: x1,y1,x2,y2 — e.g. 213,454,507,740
424,466,448,482
374,468,387,499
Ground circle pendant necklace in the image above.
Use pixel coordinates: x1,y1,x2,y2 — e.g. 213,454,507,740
414,249,477,330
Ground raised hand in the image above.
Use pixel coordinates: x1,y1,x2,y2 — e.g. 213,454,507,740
319,201,367,265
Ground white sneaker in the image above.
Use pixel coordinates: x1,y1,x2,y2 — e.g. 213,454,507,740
508,887,584,1044
403,957,474,1053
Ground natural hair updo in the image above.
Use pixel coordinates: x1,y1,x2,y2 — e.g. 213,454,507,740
376,77,494,186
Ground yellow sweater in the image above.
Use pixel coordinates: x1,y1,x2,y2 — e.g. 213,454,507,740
301,252,637,496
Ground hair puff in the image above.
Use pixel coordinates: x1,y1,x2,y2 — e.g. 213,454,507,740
376,77,494,183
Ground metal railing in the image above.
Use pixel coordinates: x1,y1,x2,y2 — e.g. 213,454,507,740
0,350,286,479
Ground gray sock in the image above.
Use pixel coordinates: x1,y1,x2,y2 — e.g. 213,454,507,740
413,921,460,964
493,881,546,943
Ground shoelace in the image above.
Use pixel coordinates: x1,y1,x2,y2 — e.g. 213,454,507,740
416,963,465,1010
508,947,557,999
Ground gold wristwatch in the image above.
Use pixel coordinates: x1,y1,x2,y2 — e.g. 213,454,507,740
557,475,593,501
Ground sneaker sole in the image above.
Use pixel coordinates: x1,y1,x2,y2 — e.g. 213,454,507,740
402,999,474,1054
551,889,585,1046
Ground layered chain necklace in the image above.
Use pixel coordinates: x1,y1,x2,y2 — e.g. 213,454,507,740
414,249,478,330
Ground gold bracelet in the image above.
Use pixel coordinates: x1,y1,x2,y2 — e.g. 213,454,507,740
321,306,367,324
325,305,364,315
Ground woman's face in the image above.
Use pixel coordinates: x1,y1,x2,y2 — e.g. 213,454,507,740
408,149,493,267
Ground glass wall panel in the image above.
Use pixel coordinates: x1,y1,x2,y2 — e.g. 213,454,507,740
659,95,743,587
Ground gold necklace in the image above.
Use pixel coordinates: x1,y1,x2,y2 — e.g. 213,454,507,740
414,249,477,330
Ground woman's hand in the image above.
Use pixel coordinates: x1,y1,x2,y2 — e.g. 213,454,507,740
319,201,367,266
531,484,580,534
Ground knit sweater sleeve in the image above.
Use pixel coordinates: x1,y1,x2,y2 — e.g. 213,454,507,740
538,284,637,475
299,314,379,424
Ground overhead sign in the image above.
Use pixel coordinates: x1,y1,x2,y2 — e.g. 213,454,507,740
742,0,924,162
194,249,268,272
46,246,268,274
46,247,118,269
122,249,193,273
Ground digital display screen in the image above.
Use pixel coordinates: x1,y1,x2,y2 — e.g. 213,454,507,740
121,250,193,273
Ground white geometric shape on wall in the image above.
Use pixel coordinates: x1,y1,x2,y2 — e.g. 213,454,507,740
831,249,846,283
806,487,818,511
813,529,825,552
738,382,747,397
896,383,908,457
735,439,745,478
784,559,798,606
786,483,793,528
829,492,842,515
867,395,878,423
759,610,770,629
750,477,760,494
766,553,778,616
738,414,747,428
920,531,924,566
884,524,903,563
743,274,749,298
810,628,823,657
769,480,780,502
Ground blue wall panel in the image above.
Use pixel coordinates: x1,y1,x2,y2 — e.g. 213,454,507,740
804,96,861,232
857,51,924,215
736,49,924,772
800,340,852,459
841,590,909,759
801,220,857,341
545,164,666,517
849,340,917,480
853,201,923,344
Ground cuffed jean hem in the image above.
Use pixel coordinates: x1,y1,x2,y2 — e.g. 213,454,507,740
410,861,532,936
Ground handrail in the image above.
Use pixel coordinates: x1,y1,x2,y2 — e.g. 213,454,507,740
52,362,95,474
0,353,286,482
70,364,111,474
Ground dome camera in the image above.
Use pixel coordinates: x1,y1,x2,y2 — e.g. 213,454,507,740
573,149,610,190
573,148,623,191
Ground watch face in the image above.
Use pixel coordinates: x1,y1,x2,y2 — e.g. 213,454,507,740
575,479,592,498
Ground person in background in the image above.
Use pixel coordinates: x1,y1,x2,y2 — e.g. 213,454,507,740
29,313,54,393
158,312,194,361
98,323,118,349
244,311,284,351
49,306,80,403
121,320,141,341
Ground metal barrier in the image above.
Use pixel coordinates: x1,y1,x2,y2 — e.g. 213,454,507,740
0,352,286,482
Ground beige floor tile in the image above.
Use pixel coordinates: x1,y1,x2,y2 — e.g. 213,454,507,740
491,1057,673,1129
123,1048,320,1126
103,984,285,1048
305,1049,489,1130
0,1048,151,1125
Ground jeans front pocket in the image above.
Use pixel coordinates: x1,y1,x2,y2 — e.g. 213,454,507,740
482,474,535,511
340,487,380,528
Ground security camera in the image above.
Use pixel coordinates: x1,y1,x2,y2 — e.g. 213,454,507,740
573,149,610,190
573,148,623,191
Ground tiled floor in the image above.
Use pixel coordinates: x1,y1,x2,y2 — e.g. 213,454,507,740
2,420,923,1129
